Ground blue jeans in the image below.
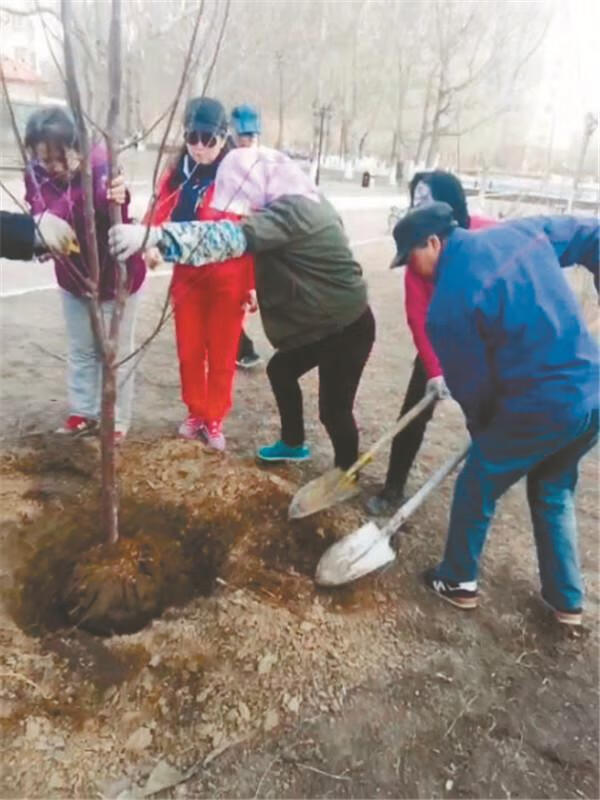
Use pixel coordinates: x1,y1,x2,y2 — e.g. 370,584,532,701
61,290,140,432
437,409,599,611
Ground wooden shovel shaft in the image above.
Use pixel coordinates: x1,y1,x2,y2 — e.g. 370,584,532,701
381,442,470,538
345,392,436,481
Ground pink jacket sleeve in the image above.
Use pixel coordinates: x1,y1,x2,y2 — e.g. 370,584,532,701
404,268,443,379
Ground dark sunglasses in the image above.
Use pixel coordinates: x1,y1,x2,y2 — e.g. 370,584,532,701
184,130,220,147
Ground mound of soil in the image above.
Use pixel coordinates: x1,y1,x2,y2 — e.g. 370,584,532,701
9,438,370,639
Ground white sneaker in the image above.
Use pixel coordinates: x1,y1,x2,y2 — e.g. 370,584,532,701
204,420,225,451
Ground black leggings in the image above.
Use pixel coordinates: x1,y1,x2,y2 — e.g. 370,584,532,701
266,307,375,469
383,356,435,495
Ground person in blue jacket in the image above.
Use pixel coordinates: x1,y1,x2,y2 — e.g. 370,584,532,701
389,202,599,626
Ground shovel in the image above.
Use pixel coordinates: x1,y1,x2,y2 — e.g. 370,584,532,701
288,392,436,519
315,442,470,586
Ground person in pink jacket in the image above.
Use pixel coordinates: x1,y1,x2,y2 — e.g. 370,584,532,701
367,170,495,515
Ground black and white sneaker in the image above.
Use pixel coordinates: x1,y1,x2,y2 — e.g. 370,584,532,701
423,567,479,610
236,354,262,369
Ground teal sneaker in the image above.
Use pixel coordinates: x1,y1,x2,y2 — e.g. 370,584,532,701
257,440,311,462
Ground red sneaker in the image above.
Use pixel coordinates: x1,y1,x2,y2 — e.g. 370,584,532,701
55,415,97,436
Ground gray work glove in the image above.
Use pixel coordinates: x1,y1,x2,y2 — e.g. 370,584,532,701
426,375,450,400
108,223,160,261
33,212,77,255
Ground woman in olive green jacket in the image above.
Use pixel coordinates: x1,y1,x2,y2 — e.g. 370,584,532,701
110,146,375,469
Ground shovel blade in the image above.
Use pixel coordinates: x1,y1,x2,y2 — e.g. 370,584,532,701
315,521,396,586
288,467,360,519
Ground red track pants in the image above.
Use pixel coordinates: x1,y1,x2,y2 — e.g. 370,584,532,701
172,262,246,422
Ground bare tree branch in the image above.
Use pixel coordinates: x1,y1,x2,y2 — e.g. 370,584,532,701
0,60,27,166
117,103,174,154
201,0,231,94
35,3,112,142
186,0,219,92
0,3,58,18
442,105,513,137
143,0,206,230
146,3,201,40
61,0,106,346
509,14,551,85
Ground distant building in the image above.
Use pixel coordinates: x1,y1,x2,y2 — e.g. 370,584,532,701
1,55,47,104
1,10,65,158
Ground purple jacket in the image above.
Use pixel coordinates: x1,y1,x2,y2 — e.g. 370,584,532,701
24,144,145,300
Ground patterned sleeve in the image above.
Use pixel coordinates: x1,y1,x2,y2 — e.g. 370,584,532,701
157,220,247,266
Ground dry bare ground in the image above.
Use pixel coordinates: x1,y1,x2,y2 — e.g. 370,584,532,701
0,209,598,799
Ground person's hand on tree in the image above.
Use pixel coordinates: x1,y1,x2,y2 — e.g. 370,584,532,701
107,174,127,205
241,289,258,313
426,375,451,400
33,212,78,255
109,223,160,260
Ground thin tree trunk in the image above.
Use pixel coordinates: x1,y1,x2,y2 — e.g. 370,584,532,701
568,113,598,212
425,76,445,167
275,53,284,150
62,0,113,544
103,0,127,546
358,131,368,160
414,71,433,164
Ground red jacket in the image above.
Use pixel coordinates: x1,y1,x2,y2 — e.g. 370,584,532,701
404,214,496,378
146,167,254,292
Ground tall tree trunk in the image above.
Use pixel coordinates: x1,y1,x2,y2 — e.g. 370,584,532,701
414,71,433,164
358,131,368,160
391,56,411,173
568,112,598,212
389,130,398,165
275,53,284,150
425,76,445,167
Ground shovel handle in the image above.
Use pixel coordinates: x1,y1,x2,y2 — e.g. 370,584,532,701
381,442,470,537
345,392,436,481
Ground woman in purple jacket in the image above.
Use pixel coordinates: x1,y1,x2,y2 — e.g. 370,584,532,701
24,107,146,441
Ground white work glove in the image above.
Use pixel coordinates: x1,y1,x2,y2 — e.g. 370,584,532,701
108,223,160,261
426,375,450,400
33,212,77,255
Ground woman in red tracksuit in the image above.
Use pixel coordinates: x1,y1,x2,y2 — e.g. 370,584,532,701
367,170,495,514
147,97,254,450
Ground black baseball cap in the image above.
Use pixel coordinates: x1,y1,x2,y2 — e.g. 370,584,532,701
390,201,457,268
184,97,228,134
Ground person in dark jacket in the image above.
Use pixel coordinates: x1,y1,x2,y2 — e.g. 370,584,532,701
109,146,375,469
0,210,76,260
390,202,599,626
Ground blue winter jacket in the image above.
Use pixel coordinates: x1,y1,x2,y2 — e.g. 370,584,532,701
426,216,599,434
